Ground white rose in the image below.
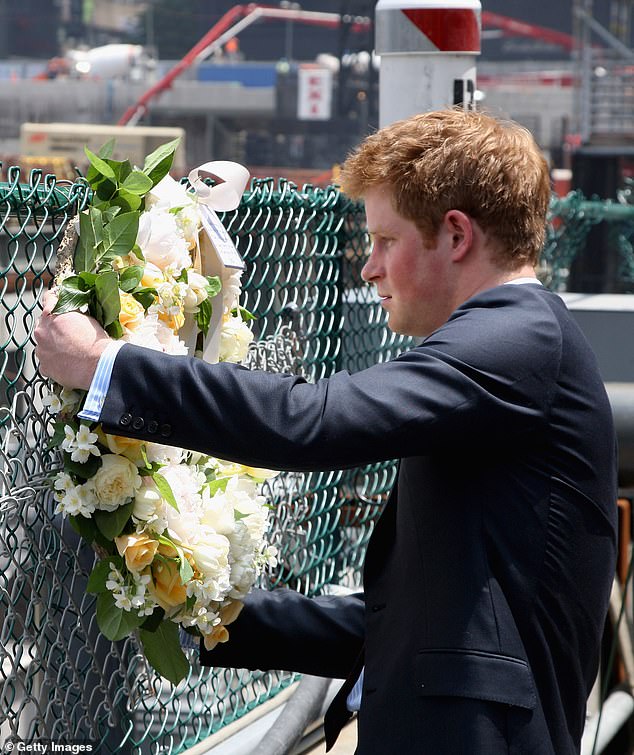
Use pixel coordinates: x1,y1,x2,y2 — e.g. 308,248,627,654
136,207,192,273
200,489,236,537
92,454,142,512
146,174,193,209
133,485,162,522
192,535,231,580
183,271,210,313
219,314,254,363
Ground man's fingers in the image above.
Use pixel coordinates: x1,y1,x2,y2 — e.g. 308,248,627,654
41,289,59,315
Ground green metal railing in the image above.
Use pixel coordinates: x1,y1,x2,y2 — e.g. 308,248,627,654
2,169,634,753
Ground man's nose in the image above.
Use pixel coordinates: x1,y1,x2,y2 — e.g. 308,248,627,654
361,249,379,283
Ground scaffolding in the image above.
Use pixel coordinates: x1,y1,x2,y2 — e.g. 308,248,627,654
574,0,634,143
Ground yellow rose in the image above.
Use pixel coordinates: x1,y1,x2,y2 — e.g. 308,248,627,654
115,532,158,572
119,291,145,332
141,262,165,289
202,624,230,651
105,433,145,463
148,558,187,611
158,308,185,333
92,454,142,512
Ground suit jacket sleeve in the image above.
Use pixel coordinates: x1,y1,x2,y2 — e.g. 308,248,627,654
97,287,559,472
198,589,365,677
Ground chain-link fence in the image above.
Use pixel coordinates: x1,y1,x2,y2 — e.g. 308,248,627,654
1,171,634,753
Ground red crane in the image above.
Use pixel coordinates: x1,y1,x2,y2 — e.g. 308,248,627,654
118,5,579,127
118,3,371,125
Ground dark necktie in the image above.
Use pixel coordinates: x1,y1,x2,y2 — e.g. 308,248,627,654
323,648,365,751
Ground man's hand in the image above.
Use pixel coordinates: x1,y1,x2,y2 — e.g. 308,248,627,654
35,290,113,390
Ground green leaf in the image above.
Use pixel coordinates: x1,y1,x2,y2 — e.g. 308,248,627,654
100,212,139,263
95,178,118,202
94,270,121,327
132,288,157,310
93,501,134,540
96,590,145,641
63,451,102,481
119,265,145,292
178,550,194,584
205,477,230,497
106,320,124,340
111,188,142,213
234,509,249,521
139,621,190,684
87,556,124,593
53,286,93,313
68,514,98,543
194,298,212,338
206,276,222,298
107,158,132,184
75,210,98,273
235,306,256,322
103,206,122,223
141,606,165,632
142,138,180,186
152,472,179,511
84,145,116,181
98,138,116,160
47,421,67,450
122,170,154,196
78,271,99,287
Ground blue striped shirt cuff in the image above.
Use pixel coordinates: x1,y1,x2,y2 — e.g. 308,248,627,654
77,340,126,422
346,667,364,712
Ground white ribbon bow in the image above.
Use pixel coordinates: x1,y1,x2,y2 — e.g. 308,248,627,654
187,161,250,212
149,161,250,212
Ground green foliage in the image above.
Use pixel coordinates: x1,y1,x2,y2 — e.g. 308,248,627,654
139,621,190,685
194,276,222,337
94,502,134,540
56,137,180,326
96,590,146,641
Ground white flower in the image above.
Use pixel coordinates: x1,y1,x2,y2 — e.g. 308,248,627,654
174,204,201,247
92,454,142,512
70,424,100,464
55,480,97,518
61,424,77,454
155,321,189,355
223,270,243,313
133,486,161,522
219,314,253,363
200,488,236,537
136,206,192,273
53,471,74,495
183,271,210,313
192,536,231,577
145,442,185,466
146,174,194,210
42,389,62,414
60,423,100,463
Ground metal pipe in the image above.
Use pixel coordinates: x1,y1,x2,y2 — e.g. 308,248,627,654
581,690,634,754
254,674,334,755
605,383,634,486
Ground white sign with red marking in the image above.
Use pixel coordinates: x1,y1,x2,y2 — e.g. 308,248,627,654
376,0,481,126
297,65,333,121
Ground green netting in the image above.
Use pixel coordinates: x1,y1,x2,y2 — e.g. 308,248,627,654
1,172,634,753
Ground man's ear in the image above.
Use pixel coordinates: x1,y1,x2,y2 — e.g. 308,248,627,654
443,210,473,262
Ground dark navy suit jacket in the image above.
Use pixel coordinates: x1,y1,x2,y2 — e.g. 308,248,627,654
99,283,618,754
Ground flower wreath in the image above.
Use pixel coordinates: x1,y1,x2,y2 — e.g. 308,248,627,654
43,139,278,683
